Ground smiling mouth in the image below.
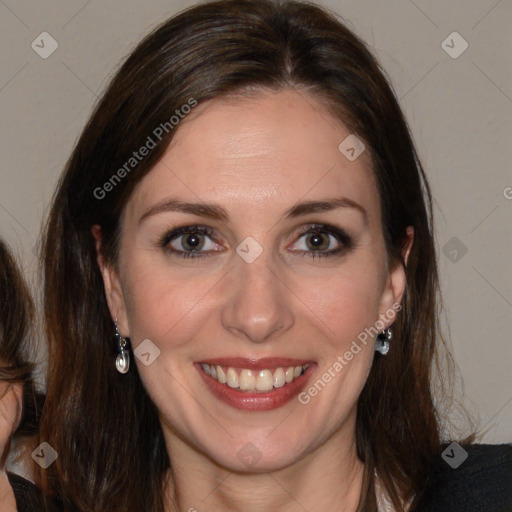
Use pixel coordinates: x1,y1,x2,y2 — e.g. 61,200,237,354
199,363,310,393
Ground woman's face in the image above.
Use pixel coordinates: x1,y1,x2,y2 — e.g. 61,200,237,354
98,89,410,472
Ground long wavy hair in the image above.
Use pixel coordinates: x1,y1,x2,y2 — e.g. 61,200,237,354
37,1,475,510
0,240,44,469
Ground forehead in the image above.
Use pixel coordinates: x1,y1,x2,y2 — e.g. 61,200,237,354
126,89,379,224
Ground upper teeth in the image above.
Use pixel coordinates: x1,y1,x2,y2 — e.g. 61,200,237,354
200,363,309,392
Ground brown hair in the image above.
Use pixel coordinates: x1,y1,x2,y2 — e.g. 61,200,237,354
38,1,475,510
0,239,44,468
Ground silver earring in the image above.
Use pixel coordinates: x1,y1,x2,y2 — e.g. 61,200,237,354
375,328,392,355
114,319,130,373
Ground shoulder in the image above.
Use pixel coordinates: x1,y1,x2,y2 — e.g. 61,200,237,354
414,443,512,512
7,471,63,512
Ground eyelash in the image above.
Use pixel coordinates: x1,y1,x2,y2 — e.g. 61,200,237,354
157,223,354,260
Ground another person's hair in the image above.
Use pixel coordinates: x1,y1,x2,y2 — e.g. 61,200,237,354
0,239,44,468
38,1,475,510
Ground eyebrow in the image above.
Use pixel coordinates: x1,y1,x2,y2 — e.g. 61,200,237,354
139,197,368,225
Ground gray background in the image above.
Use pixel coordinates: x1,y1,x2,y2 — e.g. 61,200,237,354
0,0,510,443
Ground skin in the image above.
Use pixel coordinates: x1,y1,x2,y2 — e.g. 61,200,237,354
0,376,23,512
95,89,413,512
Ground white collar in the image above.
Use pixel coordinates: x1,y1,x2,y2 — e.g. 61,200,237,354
374,471,415,512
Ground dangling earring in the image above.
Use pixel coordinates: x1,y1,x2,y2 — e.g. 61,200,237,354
114,319,130,373
375,328,392,355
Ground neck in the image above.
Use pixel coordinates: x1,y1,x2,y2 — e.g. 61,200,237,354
162,424,365,512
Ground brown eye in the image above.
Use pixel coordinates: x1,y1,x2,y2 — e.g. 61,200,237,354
178,233,205,251
159,225,222,259
289,224,354,260
304,232,331,251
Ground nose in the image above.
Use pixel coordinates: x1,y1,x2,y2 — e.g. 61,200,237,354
220,252,294,344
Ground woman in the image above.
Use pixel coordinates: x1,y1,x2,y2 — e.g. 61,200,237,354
37,1,512,511
0,239,46,511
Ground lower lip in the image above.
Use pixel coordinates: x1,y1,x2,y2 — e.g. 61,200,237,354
196,364,316,411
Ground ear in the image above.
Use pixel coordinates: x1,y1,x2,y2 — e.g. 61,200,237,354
10,383,23,432
91,225,130,336
378,226,414,326
0,382,23,434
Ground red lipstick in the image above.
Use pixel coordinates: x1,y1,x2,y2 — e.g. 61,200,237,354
195,359,316,411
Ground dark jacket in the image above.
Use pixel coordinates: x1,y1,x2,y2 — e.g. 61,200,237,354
413,443,512,511
7,471,60,512
7,443,512,511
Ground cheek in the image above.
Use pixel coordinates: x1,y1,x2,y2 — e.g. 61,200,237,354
296,258,384,346
122,253,215,349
